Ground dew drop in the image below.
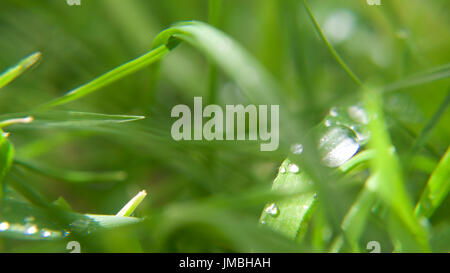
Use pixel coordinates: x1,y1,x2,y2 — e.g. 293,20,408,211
330,107,338,117
348,105,368,125
25,225,38,235
291,143,303,155
0,221,10,231
324,120,332,127
319,126,360,167
279,166,286,174
265,203,279,216
41,229,52,238
288,163,299,173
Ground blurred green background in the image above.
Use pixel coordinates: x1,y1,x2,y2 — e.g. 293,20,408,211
0,0,448,252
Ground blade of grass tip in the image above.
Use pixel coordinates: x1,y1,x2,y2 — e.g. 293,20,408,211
409,90,450,156
37,45,169,109
14,158,127,184
0,52,41,89
116,190,147,217
364,86,429,252
415,147,450,218
0,116,34,128
301,0,363,87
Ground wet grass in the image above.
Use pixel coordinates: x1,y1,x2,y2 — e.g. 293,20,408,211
0,0,449,252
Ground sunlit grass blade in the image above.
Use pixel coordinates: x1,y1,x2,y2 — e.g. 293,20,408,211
0,52,41,89
415,147,450,218
14,158,127,184
38,45,169,109
364,87,429,252
116,190,148,217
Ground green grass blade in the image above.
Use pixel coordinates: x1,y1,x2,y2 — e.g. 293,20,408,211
410,90,450,155
152,21,284,106
415,147,450,218
383,65,450,92
300,0,363,87
364,87,430,252
116,190,148,217
14,158,127,184
38,45,169,109
337,174,379,252
0,130,14,199
0,52,41,89
1,111,145,129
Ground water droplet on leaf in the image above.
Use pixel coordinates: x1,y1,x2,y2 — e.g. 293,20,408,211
25,225,38,235
265,203,279,216
319,126,360,167
291,143,303,155
0,221,10,231
288,163,299,173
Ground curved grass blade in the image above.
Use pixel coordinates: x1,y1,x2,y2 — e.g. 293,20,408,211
0,52,41,89
39,21,287,115
152,21,284,106
300,0,363,87
38,45,169,109
415,147,450,218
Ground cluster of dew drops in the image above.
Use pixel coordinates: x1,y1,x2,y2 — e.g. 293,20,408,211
263,104,370,220
0,216,71,239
